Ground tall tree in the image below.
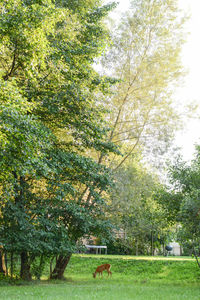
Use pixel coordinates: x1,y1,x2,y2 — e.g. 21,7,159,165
102,0,186,169
0,0,117,280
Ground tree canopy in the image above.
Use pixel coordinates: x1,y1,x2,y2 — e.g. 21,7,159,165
0,0,190,280
102,0,186,168
0,0,117,280
155,147,200,266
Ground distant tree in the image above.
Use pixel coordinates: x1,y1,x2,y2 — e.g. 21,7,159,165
109,157,169,255
102,0,187,169
156,147,200,267
99,0,188,256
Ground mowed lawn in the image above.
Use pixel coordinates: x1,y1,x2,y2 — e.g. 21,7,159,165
1,254,200,300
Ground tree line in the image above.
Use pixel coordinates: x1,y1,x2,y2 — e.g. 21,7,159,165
1,0,195,281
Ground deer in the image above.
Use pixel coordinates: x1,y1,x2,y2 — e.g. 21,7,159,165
93,263,112,278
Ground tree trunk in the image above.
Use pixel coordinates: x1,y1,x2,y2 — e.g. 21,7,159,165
36,254,45,280
20,252,32,280
151,231,154,256
193,246,200,269
49,256,55,278
163,244,165,256
0,252,5,276
11,252,14,279
5,252,8,276
136,239,138,256
50,254,71,280
13,175,32,280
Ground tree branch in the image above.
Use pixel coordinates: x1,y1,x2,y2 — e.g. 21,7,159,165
3,43,18,81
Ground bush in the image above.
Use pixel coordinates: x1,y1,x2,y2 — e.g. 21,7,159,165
107,238,134,255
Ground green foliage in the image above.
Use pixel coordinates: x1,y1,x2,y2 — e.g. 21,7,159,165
154,188,183,224
156,146,200,266
0,0,118,280
109,158,168,255
106,238,135,255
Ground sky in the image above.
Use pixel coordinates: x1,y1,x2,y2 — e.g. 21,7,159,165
174,0,200,160
104,0,200,161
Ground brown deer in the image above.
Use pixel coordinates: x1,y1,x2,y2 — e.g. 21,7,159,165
93,264,112,278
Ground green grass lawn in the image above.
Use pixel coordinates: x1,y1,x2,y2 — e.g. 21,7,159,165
0,254,200,300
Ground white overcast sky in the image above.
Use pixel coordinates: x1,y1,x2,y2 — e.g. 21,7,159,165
104,0,200,161
175,0,200,161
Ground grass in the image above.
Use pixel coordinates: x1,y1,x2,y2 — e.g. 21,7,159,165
0,254,200,300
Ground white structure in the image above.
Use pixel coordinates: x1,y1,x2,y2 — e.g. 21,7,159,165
85,245,107,254
169,242,181,256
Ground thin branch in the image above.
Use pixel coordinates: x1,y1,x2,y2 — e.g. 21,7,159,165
3,43,18,81
113,138,140,171
192,243,200,269
113,106,152,170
